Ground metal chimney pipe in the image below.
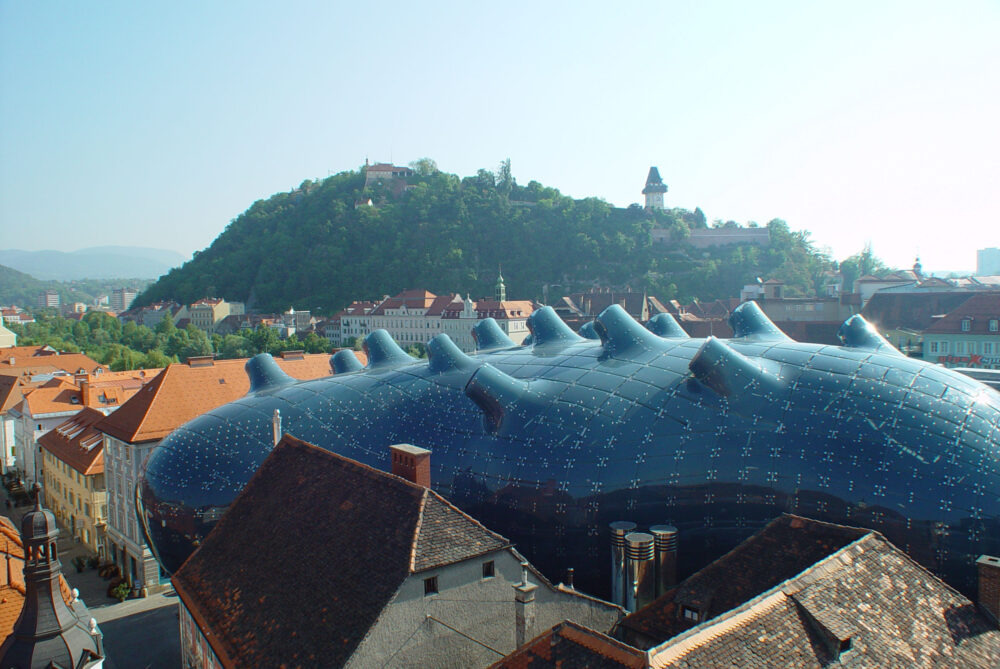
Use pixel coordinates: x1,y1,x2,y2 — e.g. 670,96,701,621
625,532,655,613
609,521,637,607
649,525,678,597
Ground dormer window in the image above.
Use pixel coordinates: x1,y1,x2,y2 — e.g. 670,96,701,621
990,319,999,332
682,606,700,622
962,318,972,332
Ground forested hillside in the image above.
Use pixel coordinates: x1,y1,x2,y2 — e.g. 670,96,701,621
137,162,835,313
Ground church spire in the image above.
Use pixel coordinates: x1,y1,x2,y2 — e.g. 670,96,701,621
0,484,103,668
495,266,507,302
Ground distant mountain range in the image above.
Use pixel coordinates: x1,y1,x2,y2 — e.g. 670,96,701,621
0,246,187,280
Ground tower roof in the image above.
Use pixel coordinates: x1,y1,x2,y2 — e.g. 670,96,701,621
0,486,103,668
642,166,667,194
20,486,57,543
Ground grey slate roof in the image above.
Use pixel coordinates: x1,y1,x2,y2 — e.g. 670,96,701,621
620,514,867,647
172,435,511,668
646,530,1000,668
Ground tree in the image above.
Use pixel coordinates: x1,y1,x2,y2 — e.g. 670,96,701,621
155,312,176,337
219,334,252,359
141,350,173,369
497,158,513,196
302,331,330,354
178,325,213,361
839,244,888,293
248,324,280,356
409,158,439,176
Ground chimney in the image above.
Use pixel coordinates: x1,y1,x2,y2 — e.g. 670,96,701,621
609,521,637,608
79,378,91,407
625,532,655,613
186,355,215,367
390,444,431,487
650,525,678,596
977,555,1000,625
272,410,281,446
513,562,537,648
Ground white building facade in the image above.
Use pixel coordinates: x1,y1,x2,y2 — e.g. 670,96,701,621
102,433,167,594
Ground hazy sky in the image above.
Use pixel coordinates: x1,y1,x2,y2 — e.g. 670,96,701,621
2,1,997,273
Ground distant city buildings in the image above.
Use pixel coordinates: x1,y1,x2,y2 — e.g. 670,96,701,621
36,290,60,309
110,287,139,312
187,298,244,332
332,283,536,352
363,160,414,196
979,247,1000,276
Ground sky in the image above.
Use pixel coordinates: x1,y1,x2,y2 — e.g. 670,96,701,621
1,1,998,274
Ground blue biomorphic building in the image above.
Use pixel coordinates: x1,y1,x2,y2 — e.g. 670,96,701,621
138,302,1000,598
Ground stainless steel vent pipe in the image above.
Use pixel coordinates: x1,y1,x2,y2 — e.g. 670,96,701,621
609,521,636,608
624,531,655,613
649,524,678,597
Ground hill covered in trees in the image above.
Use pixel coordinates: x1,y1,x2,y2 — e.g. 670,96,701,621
136,161,840,313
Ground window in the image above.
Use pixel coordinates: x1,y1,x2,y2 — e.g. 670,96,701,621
962,319,972,332
930,341,939,354
424,576,438,596
986,343,994,355
482,560,495,579
956,342,965,354
990,320,999,332
682,607,700,622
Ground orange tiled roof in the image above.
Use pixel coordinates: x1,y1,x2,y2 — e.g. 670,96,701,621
0,375,48,414
38,407,107,476
18,379,82,416
475,300,535,320
371,289,439,315
16,369,160,417
0,348,105,375
96,354,335,444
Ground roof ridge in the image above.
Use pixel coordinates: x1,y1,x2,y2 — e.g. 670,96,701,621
125,365,170,442
410,489,429,573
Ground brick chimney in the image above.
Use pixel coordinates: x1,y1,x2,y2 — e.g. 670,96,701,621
390,444,431,488
79,378,91,407
977,555,1000,625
